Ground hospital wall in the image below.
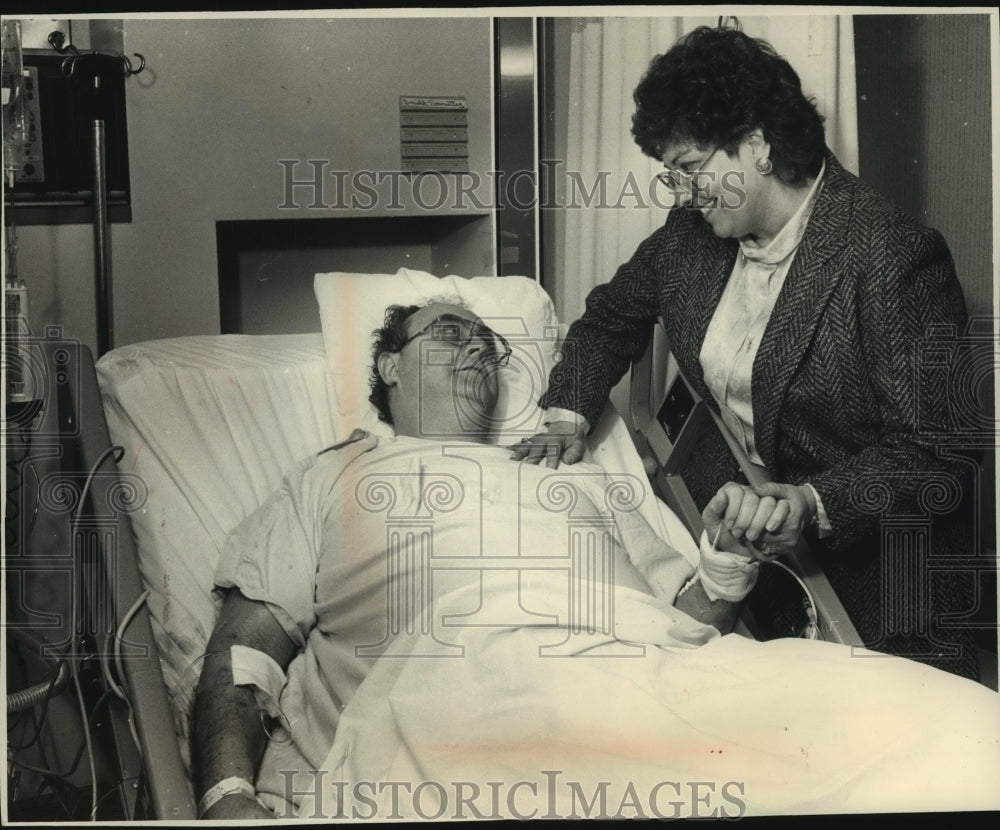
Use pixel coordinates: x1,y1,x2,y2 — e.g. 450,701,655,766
13,17,495,355
854,13,993,324
10,16,994,351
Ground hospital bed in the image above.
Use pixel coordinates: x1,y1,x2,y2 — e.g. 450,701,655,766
9,269,995,819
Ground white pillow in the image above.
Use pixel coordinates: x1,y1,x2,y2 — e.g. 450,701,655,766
314,268,560,444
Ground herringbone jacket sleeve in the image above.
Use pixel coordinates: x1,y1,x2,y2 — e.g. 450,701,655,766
540,211,685,427
792,213,970,554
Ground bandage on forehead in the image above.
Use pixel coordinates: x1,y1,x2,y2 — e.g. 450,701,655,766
230,645,287,720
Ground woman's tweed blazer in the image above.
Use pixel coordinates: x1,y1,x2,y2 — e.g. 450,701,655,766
543,150,981,677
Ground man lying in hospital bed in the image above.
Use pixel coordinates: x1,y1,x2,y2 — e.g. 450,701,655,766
193,300,752,818
190,298,999,820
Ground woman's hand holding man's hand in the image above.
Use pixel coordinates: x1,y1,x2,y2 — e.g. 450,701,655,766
705,481,817,562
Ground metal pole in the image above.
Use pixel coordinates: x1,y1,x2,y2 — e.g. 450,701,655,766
91,114,113,356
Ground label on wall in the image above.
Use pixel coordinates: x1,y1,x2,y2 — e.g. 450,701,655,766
399,95,469,174
399,96,468,111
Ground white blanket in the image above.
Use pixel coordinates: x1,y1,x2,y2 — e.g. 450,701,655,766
295,573,1000,819
236,434,700,811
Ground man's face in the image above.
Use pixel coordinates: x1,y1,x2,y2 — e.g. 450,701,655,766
382,303,508,439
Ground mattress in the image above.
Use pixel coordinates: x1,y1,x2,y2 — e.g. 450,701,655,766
97,333,340,764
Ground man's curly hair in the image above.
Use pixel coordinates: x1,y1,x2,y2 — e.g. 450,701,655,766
368,304,420,425
631,26,825,184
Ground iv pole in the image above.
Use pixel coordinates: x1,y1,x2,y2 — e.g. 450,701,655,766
48,31,144,357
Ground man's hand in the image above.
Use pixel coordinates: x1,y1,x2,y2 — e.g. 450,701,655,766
697,484,760,605
202,792,275,820
702,485,754,557
507,420,586,468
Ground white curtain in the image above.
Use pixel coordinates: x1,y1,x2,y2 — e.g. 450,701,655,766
557,14,858,323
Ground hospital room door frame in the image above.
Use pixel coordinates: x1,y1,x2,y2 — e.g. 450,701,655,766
493,17,540,283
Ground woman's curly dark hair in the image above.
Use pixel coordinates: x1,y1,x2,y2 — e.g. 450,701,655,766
368,304,420,425
631,26,825,184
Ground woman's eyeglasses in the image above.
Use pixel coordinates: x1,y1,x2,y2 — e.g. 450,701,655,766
657,146,721,194
402,314,512,368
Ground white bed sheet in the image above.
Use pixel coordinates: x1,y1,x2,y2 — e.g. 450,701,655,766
299,573,1000,819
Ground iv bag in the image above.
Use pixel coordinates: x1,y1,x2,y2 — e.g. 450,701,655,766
2,19,27,179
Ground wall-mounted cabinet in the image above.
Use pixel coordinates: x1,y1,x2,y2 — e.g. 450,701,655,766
217,213,493,334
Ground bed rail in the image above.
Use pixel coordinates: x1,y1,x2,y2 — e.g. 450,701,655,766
627,321,862,646
48,340,196,819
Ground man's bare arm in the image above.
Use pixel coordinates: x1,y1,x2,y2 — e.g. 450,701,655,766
192,588,299,819
674,582,741,634
673,484,776,635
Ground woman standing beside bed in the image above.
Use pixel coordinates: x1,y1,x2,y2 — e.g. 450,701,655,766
513,25,981,680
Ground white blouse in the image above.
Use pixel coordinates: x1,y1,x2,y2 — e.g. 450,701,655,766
699,161,826,466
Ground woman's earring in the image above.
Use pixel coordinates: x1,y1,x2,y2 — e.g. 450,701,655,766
754,157,773,175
